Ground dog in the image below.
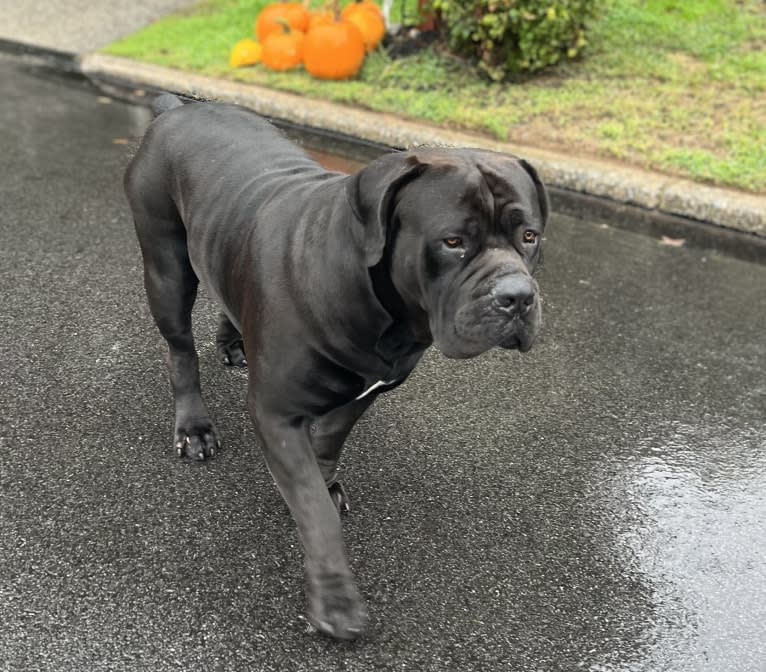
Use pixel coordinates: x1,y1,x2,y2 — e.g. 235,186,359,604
124,94,549,640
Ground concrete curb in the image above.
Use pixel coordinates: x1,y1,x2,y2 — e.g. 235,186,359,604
80,53,765,243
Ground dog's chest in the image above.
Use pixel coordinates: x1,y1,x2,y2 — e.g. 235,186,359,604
354,345,425,400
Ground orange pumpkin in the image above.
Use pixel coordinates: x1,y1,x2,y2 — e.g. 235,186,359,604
340,1,383,21
261,27,305,71
343,3,385,52
308,8,335,30
255,2,310,43
304,19,366,80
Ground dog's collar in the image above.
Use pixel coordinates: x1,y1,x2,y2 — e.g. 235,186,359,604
355,378,399,401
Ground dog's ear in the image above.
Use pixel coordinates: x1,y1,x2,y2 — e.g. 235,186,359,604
517,158,550,225
345,151,426,267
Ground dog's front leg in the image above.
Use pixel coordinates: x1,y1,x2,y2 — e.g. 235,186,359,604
250,397,368,640
312,396,375,514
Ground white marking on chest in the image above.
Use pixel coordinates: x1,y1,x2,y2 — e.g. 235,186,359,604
355,379,399,401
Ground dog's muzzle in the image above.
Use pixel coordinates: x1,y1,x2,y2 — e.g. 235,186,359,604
492,273,539,352
490,274,536,318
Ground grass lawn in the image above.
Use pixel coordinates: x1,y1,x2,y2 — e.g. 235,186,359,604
105,0,766,193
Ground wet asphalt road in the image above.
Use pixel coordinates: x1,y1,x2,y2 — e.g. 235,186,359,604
1,54,765,671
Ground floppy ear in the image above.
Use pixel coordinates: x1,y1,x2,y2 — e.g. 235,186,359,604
345,151,426,267
517,158,550,225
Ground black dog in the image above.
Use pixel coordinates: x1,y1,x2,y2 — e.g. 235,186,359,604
124,94,548,640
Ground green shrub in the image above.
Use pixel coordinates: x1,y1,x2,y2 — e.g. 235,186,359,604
428,0,602,79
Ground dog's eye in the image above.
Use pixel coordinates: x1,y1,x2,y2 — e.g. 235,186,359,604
522,230,538,244
443,237,463,249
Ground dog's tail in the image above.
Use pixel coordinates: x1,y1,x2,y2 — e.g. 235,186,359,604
151,93,185,118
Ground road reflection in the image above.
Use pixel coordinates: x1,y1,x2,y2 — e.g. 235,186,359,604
606,417,766,671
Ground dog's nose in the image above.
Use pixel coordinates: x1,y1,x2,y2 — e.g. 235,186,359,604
492,275,535,315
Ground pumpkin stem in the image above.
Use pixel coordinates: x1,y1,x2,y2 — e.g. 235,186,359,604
276,17,293,33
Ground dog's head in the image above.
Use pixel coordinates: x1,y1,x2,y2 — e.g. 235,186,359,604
347,148,549,358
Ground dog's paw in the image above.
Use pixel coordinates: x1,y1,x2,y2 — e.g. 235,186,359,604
217,338,247,368
328,481,351,515
307,574,368,641
173,421,220,461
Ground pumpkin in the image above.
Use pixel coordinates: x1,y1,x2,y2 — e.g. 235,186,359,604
304,18,365,80
340,1,383,21
261,27,305,71
308,8,335,30
341,2,385,51
229,38,262,68
255,2,310,43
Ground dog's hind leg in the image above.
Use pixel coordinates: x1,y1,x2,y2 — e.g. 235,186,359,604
129,197,220,461
216,312,247,367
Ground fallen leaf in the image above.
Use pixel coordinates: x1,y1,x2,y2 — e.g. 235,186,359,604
112,138,129,145
660,235,685,247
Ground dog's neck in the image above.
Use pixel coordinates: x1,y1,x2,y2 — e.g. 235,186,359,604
369,260,431,363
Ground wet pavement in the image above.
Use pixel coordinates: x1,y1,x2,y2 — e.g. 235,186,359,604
1,54,765,671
